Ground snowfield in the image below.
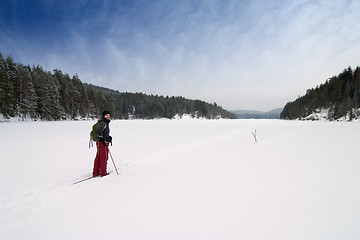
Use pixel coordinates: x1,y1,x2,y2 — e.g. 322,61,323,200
0,119,359,240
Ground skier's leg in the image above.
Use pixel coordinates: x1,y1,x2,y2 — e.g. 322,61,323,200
92,143,101,177
99,142,109,176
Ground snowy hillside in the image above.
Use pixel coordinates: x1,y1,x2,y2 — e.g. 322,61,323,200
302,107,360,121
1,119,359,239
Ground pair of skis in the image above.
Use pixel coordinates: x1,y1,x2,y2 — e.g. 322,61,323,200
73,168,119,185
73,147,119,185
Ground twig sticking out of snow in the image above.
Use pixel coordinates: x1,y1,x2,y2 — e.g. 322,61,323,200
251,129,257,143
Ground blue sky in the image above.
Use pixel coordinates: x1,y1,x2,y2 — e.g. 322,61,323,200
1,0,360,111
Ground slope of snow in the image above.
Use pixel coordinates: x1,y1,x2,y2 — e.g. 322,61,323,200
1,119,359,239
303,107,360,121
304,108,331,121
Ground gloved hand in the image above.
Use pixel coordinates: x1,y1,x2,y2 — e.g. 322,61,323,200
107,136,113,146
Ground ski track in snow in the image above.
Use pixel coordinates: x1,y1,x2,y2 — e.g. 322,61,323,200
0,119,360,240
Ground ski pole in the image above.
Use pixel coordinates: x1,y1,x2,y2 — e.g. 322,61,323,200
108,148,119,175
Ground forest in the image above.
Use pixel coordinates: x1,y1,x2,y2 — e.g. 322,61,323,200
0,52,236,120
280,67,360,120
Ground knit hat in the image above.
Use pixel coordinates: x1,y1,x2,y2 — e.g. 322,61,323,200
102,110,111,117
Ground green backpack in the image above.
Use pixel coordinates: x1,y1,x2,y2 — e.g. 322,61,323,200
89,122,99,147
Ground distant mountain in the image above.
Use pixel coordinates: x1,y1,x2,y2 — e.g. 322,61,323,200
232,108,283,119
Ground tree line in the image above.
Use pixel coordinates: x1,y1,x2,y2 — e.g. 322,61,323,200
281,67,360,120
0,52,236,120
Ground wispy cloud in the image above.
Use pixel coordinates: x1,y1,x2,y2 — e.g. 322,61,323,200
1,0,359,110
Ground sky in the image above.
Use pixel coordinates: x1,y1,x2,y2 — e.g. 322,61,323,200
1,0,359,111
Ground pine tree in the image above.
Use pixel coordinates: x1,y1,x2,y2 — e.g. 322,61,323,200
17,65,37,119
0,55,16,118
281,67,360,120
72,74,89,118
1,51,236,121
32,66,47,119
47,72,64,120
0,53,10,117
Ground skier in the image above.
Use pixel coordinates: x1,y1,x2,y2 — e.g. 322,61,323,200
93,110,112,177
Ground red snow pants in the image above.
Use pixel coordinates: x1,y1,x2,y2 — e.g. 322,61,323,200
93,142,109,177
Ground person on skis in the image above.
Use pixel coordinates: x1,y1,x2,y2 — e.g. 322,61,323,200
93,110,112,177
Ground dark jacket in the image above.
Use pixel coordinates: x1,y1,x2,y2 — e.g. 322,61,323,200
96,117,111,142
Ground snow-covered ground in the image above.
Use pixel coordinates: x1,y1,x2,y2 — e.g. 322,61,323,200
0,119,359,240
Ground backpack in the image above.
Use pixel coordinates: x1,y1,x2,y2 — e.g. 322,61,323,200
90,122,99,141
89,122,99,148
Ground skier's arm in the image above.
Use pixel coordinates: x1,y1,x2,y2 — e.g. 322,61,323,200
96,121,106,139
